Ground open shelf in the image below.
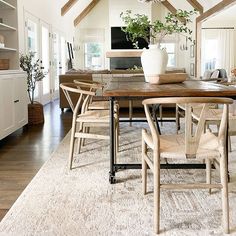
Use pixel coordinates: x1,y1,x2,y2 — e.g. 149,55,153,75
0,47,17,52
0,22,16,31
0,0,15,10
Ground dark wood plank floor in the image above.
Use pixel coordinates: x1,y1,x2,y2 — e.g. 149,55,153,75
0,100,174,221
0,100,72,221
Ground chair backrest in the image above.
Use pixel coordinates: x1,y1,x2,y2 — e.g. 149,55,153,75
73,80,103,92
143,97,233,158
60,83,95,115
73,80,104,109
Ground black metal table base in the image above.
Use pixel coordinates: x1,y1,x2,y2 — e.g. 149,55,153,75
109,163,207,184
109,97,225,184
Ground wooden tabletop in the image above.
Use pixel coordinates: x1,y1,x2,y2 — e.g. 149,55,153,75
103,78,236,98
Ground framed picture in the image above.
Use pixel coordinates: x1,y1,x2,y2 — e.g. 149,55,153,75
190,63,195,76
190,44,195,58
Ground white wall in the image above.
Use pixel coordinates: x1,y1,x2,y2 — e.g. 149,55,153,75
17,0,77,53
74,0,110,69
109,0,152,26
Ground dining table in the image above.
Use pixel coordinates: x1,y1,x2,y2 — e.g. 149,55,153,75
103,77,236,184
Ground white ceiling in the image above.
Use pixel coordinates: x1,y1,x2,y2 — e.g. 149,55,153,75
207,4,236,21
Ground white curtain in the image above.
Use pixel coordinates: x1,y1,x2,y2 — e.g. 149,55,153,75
201,28,235,77
217,29,235,76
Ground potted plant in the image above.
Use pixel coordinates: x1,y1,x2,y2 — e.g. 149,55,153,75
20,52,45,125
120,9,197,83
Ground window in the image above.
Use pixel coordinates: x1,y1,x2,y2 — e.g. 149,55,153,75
203,39,217,71
84,42,104,70
160,43,176,67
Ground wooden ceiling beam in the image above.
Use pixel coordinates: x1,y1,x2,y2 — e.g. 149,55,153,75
196,0,236,22
186,0,203,14
74,0,100,26
61,0,78,16
161,0,186,24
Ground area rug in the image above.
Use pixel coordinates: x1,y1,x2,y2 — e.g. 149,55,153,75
0,122,236,236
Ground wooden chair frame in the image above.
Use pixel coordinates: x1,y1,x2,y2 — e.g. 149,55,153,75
142,97,233,234
60,83,119,169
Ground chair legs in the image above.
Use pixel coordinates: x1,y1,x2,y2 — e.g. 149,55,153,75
153,153,161,234
219,156,230,234
205,159,212,194
69,116,119,170
142,131,160,234
76,122,83,155
68,115,77,170
142,133,147,195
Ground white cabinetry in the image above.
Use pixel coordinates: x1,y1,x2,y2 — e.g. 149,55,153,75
0,0,19,69
0,70,28,140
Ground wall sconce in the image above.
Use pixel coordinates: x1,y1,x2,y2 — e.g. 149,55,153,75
180,36,188,51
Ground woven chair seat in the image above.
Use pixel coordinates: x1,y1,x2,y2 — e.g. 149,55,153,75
88,101,109,110
145,130,220,159
76,110,110,122
160,132,220,159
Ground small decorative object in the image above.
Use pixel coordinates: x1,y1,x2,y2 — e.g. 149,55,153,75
231,68,236,77
0,34,4,48
121,9,197,83
20,52,45,125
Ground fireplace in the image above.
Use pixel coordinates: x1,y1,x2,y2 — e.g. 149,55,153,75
110,57,142,70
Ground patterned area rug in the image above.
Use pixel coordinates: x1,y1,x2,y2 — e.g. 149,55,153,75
0,122,236,236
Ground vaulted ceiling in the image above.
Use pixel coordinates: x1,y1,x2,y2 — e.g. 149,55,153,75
61,0,230,26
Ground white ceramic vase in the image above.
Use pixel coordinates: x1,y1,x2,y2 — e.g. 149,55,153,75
141,44,168,84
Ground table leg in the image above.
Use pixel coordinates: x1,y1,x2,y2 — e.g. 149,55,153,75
109,97,116,184
152,104,161,135
129,100,133,126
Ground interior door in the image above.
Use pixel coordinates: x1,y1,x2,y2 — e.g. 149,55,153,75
51,30,67,100
51,31,60,99
24,12,40,102
40,21,51,104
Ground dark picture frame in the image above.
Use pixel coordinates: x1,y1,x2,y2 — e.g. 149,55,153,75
190,63,195,76
190,44,195,58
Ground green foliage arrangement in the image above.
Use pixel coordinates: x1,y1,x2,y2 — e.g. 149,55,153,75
20,52,45,104
120,9,197,48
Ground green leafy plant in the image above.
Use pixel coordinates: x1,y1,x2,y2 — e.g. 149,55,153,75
120,9,197,48
20,52,45,104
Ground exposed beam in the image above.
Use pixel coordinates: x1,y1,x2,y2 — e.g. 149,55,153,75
186,0,203,14
74,0,100,26
195,0,236,77
196,0,236,22
61,0,78,16
161,1,186,24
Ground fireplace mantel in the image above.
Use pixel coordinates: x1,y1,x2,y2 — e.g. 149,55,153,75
106,50,143,58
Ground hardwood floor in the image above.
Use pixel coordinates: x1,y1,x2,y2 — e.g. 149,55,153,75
0,100,72,220
0,100,174,221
